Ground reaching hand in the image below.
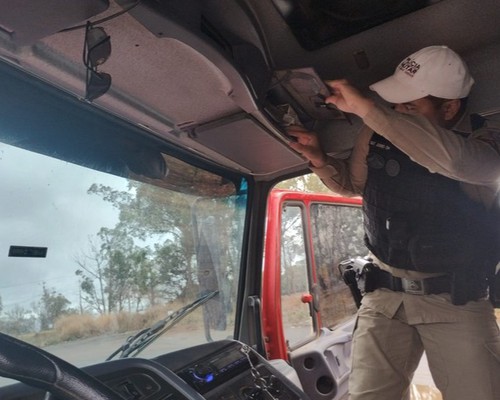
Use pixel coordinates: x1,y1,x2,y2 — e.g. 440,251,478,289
286,126,328,168
324,79,374,118
286,80,373,169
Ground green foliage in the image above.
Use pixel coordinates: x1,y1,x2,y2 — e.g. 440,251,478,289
39,283,71,330
275,173,333,194
77,180,199,313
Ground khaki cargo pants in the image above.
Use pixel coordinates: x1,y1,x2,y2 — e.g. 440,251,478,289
348,290,500,400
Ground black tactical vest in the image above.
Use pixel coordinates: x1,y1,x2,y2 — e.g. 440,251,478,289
363,133,497,273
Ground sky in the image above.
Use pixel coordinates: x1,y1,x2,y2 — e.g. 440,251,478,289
0,142,128,313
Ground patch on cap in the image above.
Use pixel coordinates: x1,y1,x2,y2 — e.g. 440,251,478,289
398,57,421,77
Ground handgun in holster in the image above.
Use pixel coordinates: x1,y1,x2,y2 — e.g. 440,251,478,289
338,257,377,308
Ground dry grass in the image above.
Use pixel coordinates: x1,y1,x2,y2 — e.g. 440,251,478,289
54,314,107,341
21,300,205,347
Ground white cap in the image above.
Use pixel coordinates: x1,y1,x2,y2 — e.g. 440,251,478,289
369,45,474,104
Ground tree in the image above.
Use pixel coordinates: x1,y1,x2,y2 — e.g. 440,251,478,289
76,233,150,313
275,173,332,193
75,237,110,314
87,181,199,301
3,305,35,335
75,210,190,313
99,227,138,312
154,241,187,300
39,283,71,330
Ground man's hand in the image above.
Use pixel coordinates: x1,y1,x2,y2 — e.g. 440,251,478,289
286,126,328,168
324,79,374,118
286,79,373,168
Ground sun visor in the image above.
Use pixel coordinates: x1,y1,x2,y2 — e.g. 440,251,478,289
0,0,109,46
193,114,304,175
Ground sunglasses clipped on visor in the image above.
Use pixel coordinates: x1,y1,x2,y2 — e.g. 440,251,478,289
83,22,111,101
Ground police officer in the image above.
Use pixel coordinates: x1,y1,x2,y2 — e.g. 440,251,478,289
287,46,500,400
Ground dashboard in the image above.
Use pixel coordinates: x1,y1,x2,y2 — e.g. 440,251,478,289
0,340,308,400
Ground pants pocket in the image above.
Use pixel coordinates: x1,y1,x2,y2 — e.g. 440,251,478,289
484,339,500,363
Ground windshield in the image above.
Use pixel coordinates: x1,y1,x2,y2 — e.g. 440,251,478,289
0,65,247,385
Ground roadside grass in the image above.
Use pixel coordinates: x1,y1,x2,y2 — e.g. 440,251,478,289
20,300,202,348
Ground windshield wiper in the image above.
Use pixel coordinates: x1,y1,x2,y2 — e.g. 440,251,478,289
106,290,219,360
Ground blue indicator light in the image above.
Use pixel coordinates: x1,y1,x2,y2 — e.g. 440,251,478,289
192,371,214,383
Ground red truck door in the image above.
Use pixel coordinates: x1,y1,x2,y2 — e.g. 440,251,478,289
262,189,365,400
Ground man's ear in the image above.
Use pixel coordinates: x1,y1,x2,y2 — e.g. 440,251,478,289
442,99,461,121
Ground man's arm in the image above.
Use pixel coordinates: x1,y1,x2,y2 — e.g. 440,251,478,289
310,127,371,196
287,125,371,196
326,80,500,186
363,105,500,185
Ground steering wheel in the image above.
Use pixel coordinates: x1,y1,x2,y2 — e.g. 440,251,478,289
0,332,124,400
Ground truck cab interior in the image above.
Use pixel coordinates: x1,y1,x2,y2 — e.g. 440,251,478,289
0,1,498,400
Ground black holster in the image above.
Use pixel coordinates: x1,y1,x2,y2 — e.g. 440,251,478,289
338,257,382,308
339,257,496,307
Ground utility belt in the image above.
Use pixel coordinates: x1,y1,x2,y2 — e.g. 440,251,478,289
338,257,489,307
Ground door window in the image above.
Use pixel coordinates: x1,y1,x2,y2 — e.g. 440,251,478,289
280,204,315,348
310,203,365,328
